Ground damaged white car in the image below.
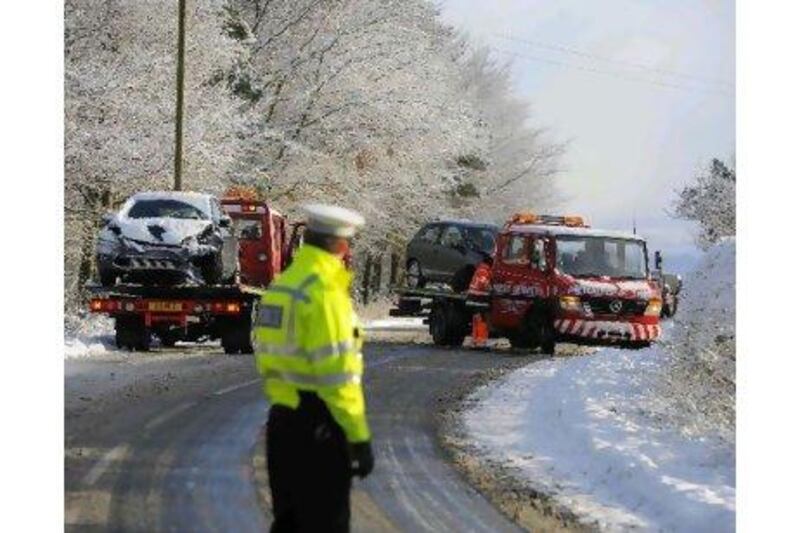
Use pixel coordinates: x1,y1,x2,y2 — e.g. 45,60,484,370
95,191,238,286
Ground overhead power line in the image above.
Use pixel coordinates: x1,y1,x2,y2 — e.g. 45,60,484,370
495,33,734,90
496,49,734,98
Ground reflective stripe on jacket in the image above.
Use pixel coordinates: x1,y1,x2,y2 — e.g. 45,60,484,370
254,244,369,443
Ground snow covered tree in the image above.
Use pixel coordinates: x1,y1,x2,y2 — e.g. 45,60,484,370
453,44,564,222
65,0,249,307
673,158,736,248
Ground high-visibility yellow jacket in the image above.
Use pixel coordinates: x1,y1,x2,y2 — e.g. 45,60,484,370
254,243,370,443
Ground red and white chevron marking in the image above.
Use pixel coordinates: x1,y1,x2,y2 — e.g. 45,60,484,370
554,318,661,341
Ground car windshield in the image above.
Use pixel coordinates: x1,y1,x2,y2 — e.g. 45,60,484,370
127,199,209,220
556,236,647,279
465,227,497,254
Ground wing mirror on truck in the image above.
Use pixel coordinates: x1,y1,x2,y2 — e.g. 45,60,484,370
654,250,663,271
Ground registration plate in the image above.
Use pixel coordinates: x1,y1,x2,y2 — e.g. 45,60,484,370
148,301,183,312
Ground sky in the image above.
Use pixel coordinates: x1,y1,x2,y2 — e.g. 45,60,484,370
440,0,735,273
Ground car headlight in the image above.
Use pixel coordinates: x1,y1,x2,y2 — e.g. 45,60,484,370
644,298,662,316
559,295,583,313
181,235,198,246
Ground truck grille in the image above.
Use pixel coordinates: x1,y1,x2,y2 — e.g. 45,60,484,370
585,297,647,316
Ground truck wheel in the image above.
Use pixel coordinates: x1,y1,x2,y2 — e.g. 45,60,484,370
430,304,466,347
158,331,179,348
540,321,556,356
451,266,475,293
406,260,426,289
221,315,253,355
115,316,150,352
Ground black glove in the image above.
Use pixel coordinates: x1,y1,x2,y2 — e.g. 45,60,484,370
348,441,374,479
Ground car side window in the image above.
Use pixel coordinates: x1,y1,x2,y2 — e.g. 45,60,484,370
502,235,529,265
419,225,440,243
441,226,463,247
531,238,547,270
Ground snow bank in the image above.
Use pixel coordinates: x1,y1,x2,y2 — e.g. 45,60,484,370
464,345,735,531
660,238,736,442
462,240,736,530
64,313,116,359
363,317,425,331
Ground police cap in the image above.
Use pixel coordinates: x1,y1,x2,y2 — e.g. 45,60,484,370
303,204,365,238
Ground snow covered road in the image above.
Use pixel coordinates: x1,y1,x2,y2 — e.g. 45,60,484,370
464,344,735,531
65,338,532,532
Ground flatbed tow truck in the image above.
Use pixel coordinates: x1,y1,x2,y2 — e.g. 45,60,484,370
87,188,301,353
392,213,663,354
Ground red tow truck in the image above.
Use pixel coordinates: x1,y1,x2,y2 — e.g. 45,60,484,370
88,188,301,354
392,213,663,354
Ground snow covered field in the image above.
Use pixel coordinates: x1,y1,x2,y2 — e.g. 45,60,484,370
464,241,736,531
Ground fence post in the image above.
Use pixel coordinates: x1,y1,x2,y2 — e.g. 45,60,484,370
361,254,373,304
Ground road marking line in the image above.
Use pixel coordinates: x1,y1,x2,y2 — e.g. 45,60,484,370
83,444,129,486
144,401,196,430
212,378,261,396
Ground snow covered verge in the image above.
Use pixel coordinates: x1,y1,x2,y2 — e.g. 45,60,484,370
64,312,116,359
659,238,735,442
461,241,736,531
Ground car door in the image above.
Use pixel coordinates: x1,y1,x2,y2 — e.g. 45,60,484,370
410,223,442,279
490,233,531,329
437,224,468,281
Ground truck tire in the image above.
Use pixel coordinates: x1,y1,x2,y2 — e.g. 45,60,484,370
430,303,467,347
540,320,556,356
511,313,556,355
221,311,254,355
451,266,475,293
158,331,180,348
115,316,150,352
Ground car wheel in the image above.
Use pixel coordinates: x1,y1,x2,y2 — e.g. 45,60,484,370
406,260,426,289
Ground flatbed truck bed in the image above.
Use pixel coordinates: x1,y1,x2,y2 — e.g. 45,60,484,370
87,282,263,354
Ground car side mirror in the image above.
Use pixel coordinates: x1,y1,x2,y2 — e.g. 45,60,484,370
220,216,232,229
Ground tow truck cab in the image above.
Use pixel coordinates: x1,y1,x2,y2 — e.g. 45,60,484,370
220,187,287,287
476,213,663,348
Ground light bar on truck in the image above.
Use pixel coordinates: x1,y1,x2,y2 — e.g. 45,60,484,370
505,213,587,228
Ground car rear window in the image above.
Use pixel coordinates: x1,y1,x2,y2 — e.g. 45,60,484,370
128,199,209,220
418,225,441,243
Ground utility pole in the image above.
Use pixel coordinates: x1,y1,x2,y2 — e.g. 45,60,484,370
173,0,186,191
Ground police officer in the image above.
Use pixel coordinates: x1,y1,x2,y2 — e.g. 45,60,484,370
254,204,374,533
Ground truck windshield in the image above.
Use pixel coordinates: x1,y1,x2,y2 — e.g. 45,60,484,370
128,199,209,220
556,236,647,279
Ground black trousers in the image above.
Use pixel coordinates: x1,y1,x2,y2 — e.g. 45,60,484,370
266,392,351,533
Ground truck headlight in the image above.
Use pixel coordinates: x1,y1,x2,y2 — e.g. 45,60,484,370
644,298,662,316
258,253,268,262
559,295,582,313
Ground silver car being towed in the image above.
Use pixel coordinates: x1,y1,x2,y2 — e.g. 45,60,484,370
95,191,238,286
